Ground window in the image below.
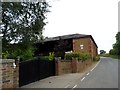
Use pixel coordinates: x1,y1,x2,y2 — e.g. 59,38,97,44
80,44,84,49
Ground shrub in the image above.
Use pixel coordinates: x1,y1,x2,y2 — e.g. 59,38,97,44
64,52,92,61
2,51,9,59
39,56,49,60
48,52,54,61
38,52,55,61
65,52,81,60
93,56,100,61
65,53,72,60
81,53,91,61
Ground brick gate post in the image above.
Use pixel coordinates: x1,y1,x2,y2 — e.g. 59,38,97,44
71,59,78,73
1,59,19,88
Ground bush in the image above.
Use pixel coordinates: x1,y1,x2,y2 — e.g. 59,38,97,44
64,52,92,61
64,53,72,60
65,52,81,60
2,51,9,59
81,53,91,61
3,45,35,61
38,52,55,61
99,54,111,57
93,56,100,61
48,52,54,61
39,56,49,60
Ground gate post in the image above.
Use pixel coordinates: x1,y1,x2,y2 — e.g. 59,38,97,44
55,57,61,75
71,59,78,73
1,59,19,88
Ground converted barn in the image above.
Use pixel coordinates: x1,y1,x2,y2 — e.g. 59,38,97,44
35,34,98,58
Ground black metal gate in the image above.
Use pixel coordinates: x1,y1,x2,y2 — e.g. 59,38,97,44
19,58,55,87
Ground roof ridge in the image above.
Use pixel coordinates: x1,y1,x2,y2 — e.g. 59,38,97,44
46,33,88,39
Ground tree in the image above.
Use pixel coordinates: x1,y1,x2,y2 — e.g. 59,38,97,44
109,32,120,55
109,49,116,55
100,50,106,54
113,32,120,55
1,1,50,60
53,37,70,59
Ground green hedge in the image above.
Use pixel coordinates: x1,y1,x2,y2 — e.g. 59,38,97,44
65,52,81,60
65,52,91,61
93,56,100,61
39,52,55,61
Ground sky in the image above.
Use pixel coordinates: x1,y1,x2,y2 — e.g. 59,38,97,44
43,0,119,53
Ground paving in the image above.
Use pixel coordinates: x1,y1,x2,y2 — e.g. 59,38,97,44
21,61,98,88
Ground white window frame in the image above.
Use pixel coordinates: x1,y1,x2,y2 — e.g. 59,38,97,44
80,44,84,49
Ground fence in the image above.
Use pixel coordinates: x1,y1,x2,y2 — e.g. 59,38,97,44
19,58,55,87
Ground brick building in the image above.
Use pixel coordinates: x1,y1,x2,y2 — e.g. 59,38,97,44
35,34,98,57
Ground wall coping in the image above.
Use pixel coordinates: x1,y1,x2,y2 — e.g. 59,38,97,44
0,59,15,64
60,60,72,62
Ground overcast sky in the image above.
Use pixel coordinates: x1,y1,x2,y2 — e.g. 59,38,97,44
43,0,119,53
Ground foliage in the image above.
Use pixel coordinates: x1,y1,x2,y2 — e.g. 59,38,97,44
54,38,70,59
39,56,49,60
39,52,54,61
111,55,120,59
65,52,81,60
98,53,111,57
1,1,50,60
65,52,91,61
3,44,35,60
100,50,106,54
81,53,91,61
48,52,54,61
99,54,120,60
93,56,100,61
2,51,9,59
109,32,120,55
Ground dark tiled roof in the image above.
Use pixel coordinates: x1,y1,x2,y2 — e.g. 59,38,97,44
43,33,98,48
44,34,89,42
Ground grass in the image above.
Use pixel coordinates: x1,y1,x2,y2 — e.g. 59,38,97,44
99,54,120,60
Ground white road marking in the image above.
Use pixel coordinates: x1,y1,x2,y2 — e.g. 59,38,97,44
64,85,70,88
91,67,95,71
72,85,77,88
90,60,101,71
81,77,85,81
86,73,90,76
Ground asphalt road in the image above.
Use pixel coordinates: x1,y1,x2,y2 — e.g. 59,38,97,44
74,57,118,88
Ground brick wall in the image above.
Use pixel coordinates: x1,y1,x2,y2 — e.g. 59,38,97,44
0,59,19,88
77,60,92,73
55,60,72,75
73,37,98,57
55,59,93,75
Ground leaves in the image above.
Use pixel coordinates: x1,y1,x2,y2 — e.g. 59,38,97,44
109,32,120,55
1,1,50,60
1,1,50,45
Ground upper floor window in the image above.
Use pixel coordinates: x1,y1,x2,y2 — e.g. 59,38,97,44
80,44,84,49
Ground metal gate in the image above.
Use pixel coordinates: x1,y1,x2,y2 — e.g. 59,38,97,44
19,58,55,87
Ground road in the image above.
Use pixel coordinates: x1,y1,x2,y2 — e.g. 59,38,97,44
73,57,118,88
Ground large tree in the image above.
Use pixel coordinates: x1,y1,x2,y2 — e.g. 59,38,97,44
109,32,120,55
0,1,50,60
